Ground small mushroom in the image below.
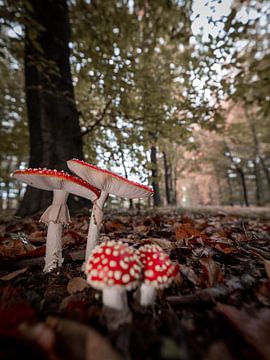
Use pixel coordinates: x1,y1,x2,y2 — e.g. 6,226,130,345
13,168,100,272
67,159,154,263
137,244,179,306
85,241,141,312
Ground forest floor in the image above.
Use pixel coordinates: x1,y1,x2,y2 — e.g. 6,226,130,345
0,206,270,360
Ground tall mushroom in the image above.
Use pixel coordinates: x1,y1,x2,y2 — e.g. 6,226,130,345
67,159,154,263
137,244,179,306
13,168,100,272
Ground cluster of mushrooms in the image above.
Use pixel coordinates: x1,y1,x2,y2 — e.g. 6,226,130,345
13,159,179,311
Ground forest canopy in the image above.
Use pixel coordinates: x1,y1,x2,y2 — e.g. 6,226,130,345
0,0,270,212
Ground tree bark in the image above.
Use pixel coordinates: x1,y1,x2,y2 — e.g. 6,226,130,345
150,145,161,207
17,0,85,217
163,151,171,205
226,172,234,206
237,168,249,207
253,160,262,206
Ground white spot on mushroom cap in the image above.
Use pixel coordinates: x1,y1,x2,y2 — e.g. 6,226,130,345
122,274,130,283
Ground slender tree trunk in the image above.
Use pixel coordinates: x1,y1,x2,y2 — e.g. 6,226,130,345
5,182,11,210
120,149,133,210
253,160,262,206
162,151,171,205
150,145,161,207
216,174,222,206
260,156,270,194
226,173,234,206
238,168,249,207
246,111,269,199
17,0,85,217
173,166,177,205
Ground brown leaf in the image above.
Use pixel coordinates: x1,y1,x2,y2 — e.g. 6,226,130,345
104,220,125,233
0,239,36,259
217,303,270,360
199,256,224,287
67,277,89,295
144,237,172,251
255,281,270,306
27,230,46,244
213,242,236,254
175,223,207,241
133,224,150,234
1,267,28,281
206,340,234,360
17,245,46,259
46,316,122,360
263,259,270,280
180,264,201,286
0,286,36,332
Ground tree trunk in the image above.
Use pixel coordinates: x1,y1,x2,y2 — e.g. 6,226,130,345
162,151,171,205
238,168,249,207
120,149,133,210
17,0,85,217
226,173,234,206
260,155,270,195
246,111,270,199
253,160,262,206
150,145,161,207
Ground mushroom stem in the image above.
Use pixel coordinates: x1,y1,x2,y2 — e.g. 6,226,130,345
42,190,70,272
140,283,156,306
44,222,63,272
85,190,108,261
102,288,128,311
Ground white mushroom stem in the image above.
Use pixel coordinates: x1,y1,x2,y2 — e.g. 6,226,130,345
44,223,63,272
41,190,70,273
140,283,156,306
85,190,108,261
102,288,129,311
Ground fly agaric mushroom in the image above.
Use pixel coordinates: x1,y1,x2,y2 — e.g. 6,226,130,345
137,244,179,306
13,168,100,272
85,241,142,312
67,159,154,262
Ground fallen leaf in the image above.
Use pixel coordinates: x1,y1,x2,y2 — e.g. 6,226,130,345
17,245,46,259
205,340,233,360
217,303,270,360
263,259,270,280
213,242,235,254
180,264,201,286
104,220,125,233
1,267,28,281
67,277,89,295
255,281,270,306
46,316,122,360
175,223,207,241
0,286,36,332
133,224,150,234
199,256,224,287
0,239,36,259
27,230,46,244
143,237,172,250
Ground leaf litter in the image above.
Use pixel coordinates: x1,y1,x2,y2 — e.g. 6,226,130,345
0,209,270,359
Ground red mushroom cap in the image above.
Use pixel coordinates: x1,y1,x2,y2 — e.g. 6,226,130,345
138,244,179,289
67,159,154,199
85,241,142,290
13,168,100,201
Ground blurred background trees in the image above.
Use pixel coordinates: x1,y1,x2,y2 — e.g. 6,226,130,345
0,0,269,213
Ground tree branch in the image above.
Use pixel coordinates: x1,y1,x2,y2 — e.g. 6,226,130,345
81,99,112,137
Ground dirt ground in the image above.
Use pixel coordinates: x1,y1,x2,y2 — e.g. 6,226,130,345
0,207,270,360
